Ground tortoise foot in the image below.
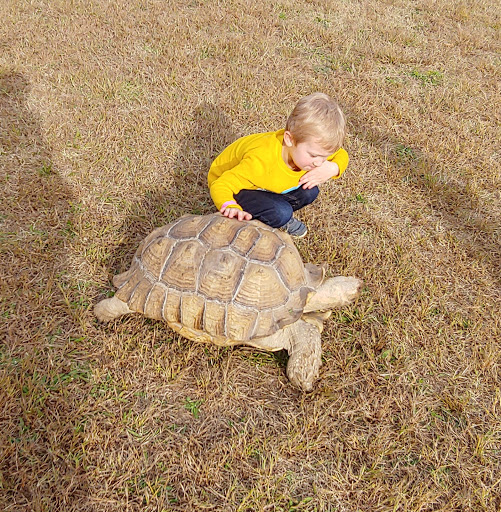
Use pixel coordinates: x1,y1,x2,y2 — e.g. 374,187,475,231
94,296,132,322
286,321,322,392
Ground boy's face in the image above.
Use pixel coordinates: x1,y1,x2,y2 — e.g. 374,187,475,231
283,131,331,172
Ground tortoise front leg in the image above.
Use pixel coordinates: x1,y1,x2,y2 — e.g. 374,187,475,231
94,296,132,322
285,320,322,392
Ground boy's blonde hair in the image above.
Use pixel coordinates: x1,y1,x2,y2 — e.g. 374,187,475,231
285,92,346,152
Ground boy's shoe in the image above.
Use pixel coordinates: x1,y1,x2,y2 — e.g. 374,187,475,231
282,217,307,238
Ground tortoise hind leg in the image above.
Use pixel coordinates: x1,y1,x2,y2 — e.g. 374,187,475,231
94,296,132,322
285,320,322,392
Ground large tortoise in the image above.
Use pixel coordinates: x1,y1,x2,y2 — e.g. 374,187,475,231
95,213,362,390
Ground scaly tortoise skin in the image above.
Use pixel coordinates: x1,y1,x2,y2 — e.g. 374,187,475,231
95,213,362,390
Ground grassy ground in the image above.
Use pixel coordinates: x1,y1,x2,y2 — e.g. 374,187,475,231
1,0,500,510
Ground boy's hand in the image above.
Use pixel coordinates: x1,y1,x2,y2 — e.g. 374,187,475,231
299,161,340,189
221,206,253,221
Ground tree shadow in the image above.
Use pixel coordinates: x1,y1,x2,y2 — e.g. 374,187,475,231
0,72,90,509
346,103,500,282
0,70,75,343
108,101,239,274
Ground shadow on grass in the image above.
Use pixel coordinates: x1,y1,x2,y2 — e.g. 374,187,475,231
0,72,92,509
347,105,500,281
0,70,76,353
108,101,240,274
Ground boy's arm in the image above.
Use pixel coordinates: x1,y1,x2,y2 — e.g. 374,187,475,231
209,158,258,212
328,147,349,178
221,206,253,221
299,148,349,189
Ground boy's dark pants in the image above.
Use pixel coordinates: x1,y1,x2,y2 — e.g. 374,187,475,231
234,186,319,228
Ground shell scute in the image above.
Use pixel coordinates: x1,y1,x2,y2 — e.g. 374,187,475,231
143,283,166,320
247,230,284,262
160,239,206,291
253,310,276,338
203,300,227,337
273,303,303,330
140,237,176,279
128,278,154,314
113,260,139,289
162,288,182,323
181,294,205,331
234,263,289,308
168,215,211,240
139,225,171,254
198,249,246,301
274,245,308,291
226,303,258,340
115,267,143,302
199,215,243,248
230,225,261,255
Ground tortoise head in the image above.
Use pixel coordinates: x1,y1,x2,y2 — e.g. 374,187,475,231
303,276,363,314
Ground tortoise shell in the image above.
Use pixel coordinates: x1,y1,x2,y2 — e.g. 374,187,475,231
112,214,324,343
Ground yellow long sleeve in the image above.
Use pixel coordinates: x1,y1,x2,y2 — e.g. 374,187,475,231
208,129,349,211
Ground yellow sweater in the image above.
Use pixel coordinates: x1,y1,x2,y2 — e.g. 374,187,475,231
208,129,349,211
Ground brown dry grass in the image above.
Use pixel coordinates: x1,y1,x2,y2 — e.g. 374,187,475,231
1,0,500,510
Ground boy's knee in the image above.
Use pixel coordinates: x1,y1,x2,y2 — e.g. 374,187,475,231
260,201,293,228
274,203,294,228
302,186,319,203
234,189,293,228
286,185,319,210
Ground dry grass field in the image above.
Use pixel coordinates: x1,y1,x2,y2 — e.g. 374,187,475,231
1,0,500,510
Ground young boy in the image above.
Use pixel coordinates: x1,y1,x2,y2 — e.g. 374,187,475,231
208,92,349,237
